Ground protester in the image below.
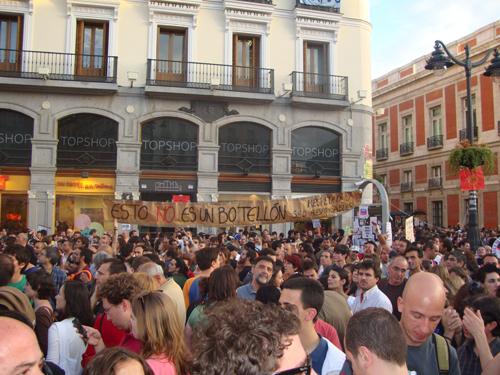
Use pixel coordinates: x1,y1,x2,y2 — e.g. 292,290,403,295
350,259,392,313
378,255,408,320
84,347,154,375
236,255,274,300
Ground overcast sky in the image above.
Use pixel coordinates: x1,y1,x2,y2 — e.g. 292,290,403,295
371,0,499,79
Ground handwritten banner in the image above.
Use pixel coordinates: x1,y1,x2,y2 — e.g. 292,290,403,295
104,191,361,227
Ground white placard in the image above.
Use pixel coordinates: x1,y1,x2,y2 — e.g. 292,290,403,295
312,219,321,229
359,205,369,219
405,216,415,242
385,222,393,247
362,225,373,239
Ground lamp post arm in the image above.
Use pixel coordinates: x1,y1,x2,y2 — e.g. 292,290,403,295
470,48,494,68
435,40,466,67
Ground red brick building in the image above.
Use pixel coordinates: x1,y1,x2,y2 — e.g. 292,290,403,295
373,21,500,229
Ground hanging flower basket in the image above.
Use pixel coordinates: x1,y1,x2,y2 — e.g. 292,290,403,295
449,140,495,173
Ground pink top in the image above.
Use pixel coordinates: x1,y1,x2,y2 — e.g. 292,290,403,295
146,355,177,375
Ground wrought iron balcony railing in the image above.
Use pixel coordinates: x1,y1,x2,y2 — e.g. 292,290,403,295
400,182,413,192
428,177,442,189
427,135,444,150
376,148,389,161
146,59,274,94
295,0,341,13
399,142,414,156
290,71,348,100
0,48,117,82
459,127,479,141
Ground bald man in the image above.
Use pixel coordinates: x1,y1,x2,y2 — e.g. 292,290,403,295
398,272,461,375
0,316,44,375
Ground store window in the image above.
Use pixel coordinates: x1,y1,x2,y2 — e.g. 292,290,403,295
57,113,118,169
291,126,341,176
1,194,27,230
218,122,271,174
0,109,33,166
141,117,198,171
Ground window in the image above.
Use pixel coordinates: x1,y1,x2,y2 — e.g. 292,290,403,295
378,123,388,150
156,28,186,82
233,34,260,89
402,114,413,143
303,41,328,93
431,166,441,178
379,174,387,186
403,170,412,184
403,202,413,215
461,94,477,136
429,105,442,137
75,20,108,77
432,201,443,228
0,14,23,70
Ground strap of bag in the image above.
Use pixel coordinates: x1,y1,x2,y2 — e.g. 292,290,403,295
432,333,450,375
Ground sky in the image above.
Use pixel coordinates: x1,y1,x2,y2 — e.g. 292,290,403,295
371,0,500,79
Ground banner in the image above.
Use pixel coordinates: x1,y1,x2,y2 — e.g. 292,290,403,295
104,191,361,227
460,167,485,191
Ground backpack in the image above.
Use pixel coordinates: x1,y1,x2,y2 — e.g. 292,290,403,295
432,333,450,375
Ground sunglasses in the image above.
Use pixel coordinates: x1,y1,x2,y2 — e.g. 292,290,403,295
274,356,311,375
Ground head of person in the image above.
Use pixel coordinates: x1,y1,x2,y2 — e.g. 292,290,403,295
38,247,60,268
319,249,334,267
3,244,31,274
482,254,498,267
33,241,46,258
0,254,14,287
280,277,324,328
83,347,154,375
405,246,422,271
191,299,302,375
251,256,275,287
284,254,302,275
445,250,466,271
380,244,391,263
271,240,284,260
475,263,499,297
66,252,81,274
323,264,349,293
0,315,44,375
363,241,377,256
423,240,438,260
25,270,56,302
98,273,142,331
463,295,500,341
95,259,127,288
302,259,319,280
131,292,189,374
132,245,144,258
333,244,350,266
196,247,221,271
387,256,408,286
0,286,36,325
398,272,447,346
206,265,239,303
357,259,381,292
15,232,28,246
345,308,407,375
255,285,281,305
167,257,188,276
56,280,93,326
395,239,410,255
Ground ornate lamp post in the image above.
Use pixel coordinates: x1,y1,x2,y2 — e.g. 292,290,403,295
425,42,500,251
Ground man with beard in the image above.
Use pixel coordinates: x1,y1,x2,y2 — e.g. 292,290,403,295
236,256,274,300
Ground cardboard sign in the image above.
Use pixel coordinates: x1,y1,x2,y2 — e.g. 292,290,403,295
405,216,415,242
104,191,362,227
385,222,393,247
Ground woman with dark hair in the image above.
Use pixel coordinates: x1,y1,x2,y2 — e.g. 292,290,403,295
25,270,56,356
185,265,239,347
47,280,93,375
84,347,154,375
167,257,190,289
320,265,350,300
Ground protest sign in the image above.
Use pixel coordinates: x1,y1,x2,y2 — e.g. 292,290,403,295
405,216,415,242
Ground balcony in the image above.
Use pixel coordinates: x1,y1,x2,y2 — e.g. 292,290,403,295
400,182,413,193
145,59,274,102
459,127,479,141
427,135,443,150
376,148,389,161
290,71,349,108
295,0,341,13
0,49,118,93
399,142,414,156
428,177,442,190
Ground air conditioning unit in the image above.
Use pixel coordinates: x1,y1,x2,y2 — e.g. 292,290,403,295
283,82,293,91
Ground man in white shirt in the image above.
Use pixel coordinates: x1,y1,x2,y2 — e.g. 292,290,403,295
350,259,392,314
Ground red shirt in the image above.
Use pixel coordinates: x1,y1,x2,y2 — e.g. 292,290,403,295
314,319,343,351
120,332,143,354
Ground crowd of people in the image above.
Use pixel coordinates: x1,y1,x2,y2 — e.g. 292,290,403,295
0,223,499,375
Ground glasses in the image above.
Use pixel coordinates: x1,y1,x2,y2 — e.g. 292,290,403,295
274,356,311,375
392,266,408,274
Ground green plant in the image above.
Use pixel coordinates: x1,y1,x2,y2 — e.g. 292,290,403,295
449,141,495,173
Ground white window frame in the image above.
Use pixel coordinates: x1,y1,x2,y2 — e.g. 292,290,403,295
294,7,340,75
403,170,412,184
401,114,413,144
147,0,201,63
429,105,443,137
431,165,441,178
378,122,388,150
0,0,33,50
66,0,119,56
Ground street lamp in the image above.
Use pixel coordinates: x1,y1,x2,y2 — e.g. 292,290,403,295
425,41,500,251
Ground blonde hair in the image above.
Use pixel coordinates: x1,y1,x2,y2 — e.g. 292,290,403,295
132,292,190,374
132,272,156,292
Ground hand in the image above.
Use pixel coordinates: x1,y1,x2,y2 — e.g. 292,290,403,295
442,307,462,338
82,325,104,347
463,307,485,340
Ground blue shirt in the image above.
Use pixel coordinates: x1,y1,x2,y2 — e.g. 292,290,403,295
188,277,203,306
236,283,257,300
311,336,329,375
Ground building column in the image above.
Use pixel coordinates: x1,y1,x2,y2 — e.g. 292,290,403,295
272,148,292,235
197,145,219,234
115,141,141,198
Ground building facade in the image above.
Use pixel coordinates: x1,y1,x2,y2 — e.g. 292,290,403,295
372,21,500,230
0,0,372,233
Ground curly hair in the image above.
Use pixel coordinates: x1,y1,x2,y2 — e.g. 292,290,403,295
97,273,142,305
191,299,300,375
